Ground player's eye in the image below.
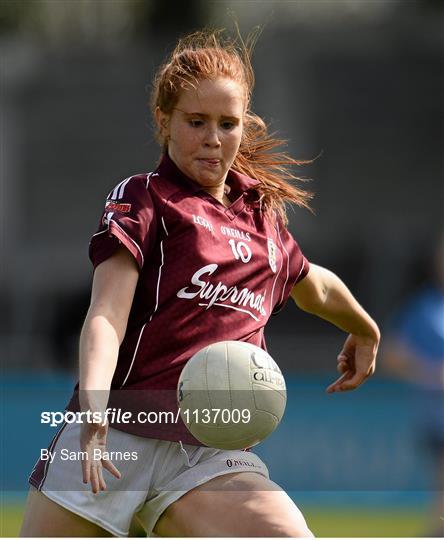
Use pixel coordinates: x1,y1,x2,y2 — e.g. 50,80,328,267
220,121,235,130
189,119,203,127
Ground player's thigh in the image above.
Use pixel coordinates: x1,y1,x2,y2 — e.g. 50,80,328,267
20,487,112,537
153,472,313,537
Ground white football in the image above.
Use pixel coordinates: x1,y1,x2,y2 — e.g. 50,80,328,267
177,341,286,450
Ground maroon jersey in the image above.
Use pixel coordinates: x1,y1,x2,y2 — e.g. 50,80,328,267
69,153,309,443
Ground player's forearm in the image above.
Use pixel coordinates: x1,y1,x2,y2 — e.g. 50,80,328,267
293,265,380,341
79,312,120,411
322,290,379,341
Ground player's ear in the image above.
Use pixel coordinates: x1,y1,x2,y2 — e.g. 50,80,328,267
155,107,170,138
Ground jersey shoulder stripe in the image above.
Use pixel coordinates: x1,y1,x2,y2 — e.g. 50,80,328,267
107,173,152,201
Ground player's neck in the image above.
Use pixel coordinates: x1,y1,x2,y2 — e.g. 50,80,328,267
203,185,231,207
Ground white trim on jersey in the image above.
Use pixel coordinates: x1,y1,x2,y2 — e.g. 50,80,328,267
269,217,284,312
117,177,132,199
119,216,169,388
149,217,168,322
276,224,290,307
198,302,260,321
109,171,153,201
108,219,144,267
295,257,306,282
109,176,132,200
91,229,108,238
149,242,164,322
120,323,146,389
109,177,128,200
161,216,169,236
99,173,155,389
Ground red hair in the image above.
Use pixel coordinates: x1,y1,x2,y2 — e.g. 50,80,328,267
151,30,313,224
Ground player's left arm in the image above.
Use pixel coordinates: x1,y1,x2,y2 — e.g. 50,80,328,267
291,263,380,393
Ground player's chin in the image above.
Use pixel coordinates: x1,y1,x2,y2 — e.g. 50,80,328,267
194,167,228,185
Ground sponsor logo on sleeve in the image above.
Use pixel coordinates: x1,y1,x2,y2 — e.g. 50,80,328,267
105,200,132,213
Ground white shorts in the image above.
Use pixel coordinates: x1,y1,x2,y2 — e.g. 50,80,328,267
29,422,269,537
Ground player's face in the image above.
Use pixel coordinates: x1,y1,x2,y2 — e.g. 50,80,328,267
156,78,245,195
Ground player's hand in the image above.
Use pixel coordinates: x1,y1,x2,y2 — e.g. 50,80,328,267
80,421,121,494
326,333,378,393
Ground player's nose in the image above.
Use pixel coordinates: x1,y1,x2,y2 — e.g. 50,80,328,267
203,126,221,147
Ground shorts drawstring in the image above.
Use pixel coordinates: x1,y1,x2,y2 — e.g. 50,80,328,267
179,441,207,467
179,441,191,467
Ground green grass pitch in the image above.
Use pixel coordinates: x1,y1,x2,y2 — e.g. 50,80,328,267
0,503,429,537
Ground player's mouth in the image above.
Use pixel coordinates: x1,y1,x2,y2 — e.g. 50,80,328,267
198,158,221,168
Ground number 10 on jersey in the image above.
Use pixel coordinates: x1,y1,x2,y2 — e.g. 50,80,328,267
228,240,252,263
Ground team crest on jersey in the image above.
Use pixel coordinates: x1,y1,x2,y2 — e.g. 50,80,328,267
105,200,131,213
267,238,277,273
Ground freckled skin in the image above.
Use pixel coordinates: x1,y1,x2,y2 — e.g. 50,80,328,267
156,78,245,203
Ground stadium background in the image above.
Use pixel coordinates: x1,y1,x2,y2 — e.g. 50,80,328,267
1,0,443,536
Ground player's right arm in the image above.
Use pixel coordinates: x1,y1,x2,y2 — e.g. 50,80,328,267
291,263,380,393
79,246,139,493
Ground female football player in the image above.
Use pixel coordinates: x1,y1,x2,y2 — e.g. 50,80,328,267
21,30,380,537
